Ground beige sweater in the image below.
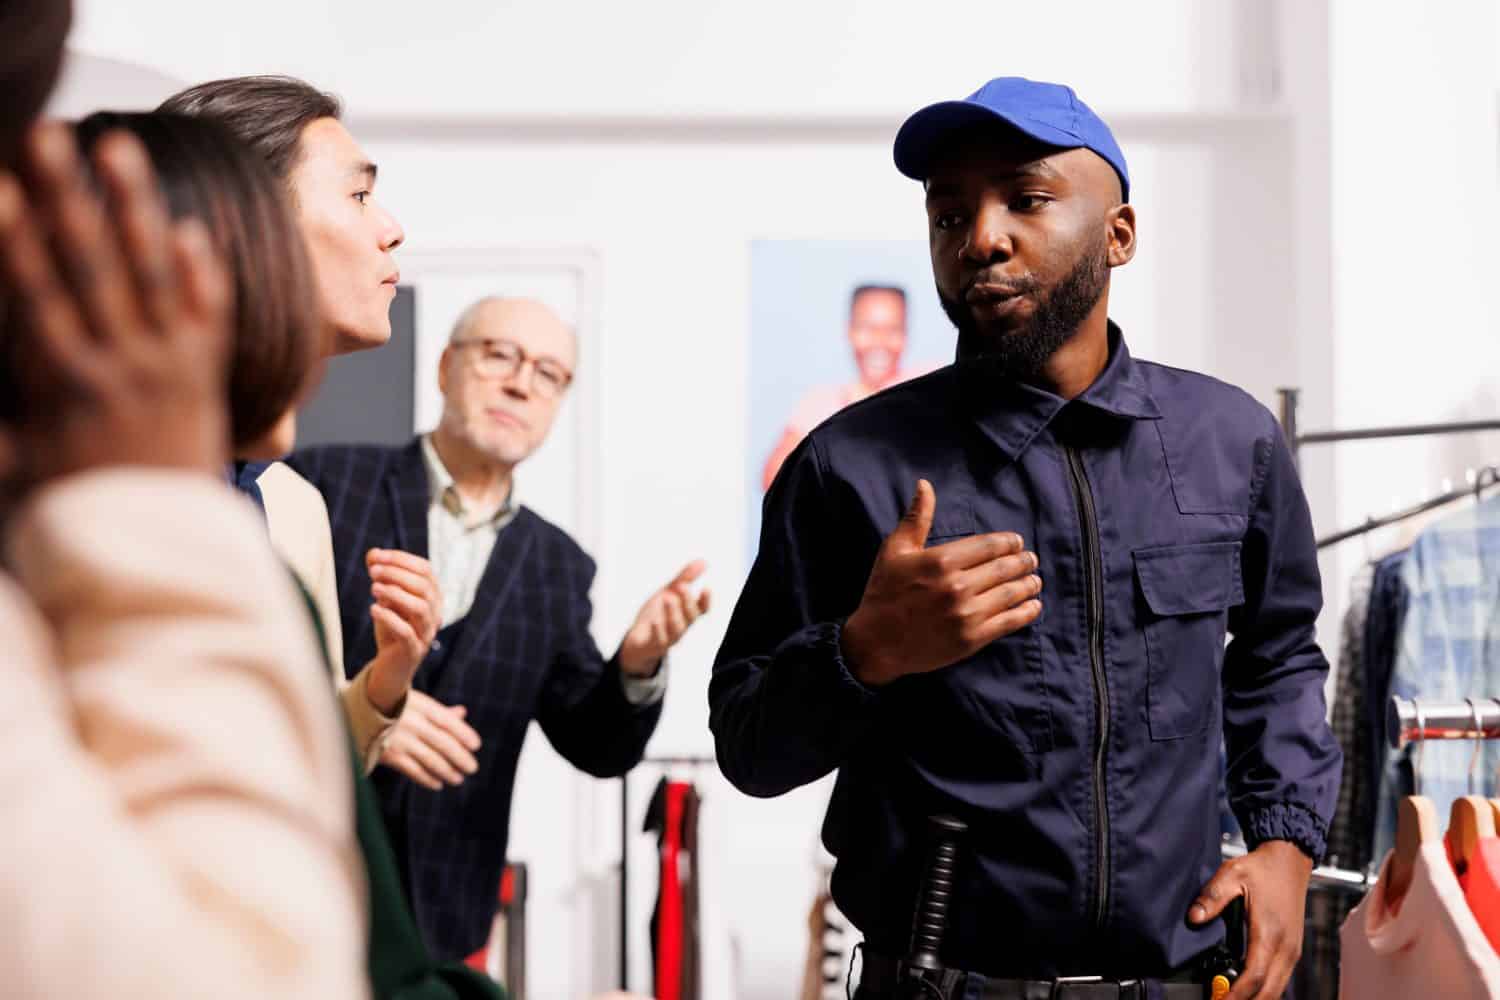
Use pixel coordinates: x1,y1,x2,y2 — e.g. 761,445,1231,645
258,461,399,772
0,470,367,999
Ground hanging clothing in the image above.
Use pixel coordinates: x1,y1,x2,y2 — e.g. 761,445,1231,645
1365,549,1413,860
681,786,702,1000
646,778,701,1000
1376,500,1500,860
1457,837,1500,955
1340,843,1500,999
1328,563,1376,874
1364,549,1411,807
1299,564,1378,1000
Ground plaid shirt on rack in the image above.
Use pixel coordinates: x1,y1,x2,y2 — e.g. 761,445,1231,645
1376,497,1500,860
1296,564,1376,1000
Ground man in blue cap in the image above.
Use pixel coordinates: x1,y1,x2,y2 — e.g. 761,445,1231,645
711,77,1339,999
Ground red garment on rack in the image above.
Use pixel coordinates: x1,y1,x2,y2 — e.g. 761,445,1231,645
1457,837,1500,953
465,864,518,973
655,782,688,1000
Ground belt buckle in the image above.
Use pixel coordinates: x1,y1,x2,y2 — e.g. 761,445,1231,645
1050,975,1103,1000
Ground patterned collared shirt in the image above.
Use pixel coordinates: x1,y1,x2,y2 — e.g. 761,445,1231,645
1376,496,1500,858
421,435,517,628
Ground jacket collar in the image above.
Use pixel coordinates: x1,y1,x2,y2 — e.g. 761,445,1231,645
958,321,1160,462
384,438,431,556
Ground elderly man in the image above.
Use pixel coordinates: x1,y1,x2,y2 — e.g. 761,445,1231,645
290,296,709,961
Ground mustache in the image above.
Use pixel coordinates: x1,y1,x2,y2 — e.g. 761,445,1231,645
963,270,1043,298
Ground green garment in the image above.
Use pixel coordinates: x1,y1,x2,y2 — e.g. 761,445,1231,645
297,578,509,1000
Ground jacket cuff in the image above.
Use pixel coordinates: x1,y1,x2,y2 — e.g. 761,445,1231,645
1242,801,1329,862
799,620,879,705
620,656,669,707
342,666,401,775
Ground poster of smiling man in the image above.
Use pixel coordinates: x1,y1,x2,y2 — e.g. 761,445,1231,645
747,240,951,552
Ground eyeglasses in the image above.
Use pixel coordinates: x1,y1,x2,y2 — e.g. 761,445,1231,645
450,338,574,399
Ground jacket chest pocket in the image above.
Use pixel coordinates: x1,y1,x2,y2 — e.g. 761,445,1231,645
1133,541,1244,741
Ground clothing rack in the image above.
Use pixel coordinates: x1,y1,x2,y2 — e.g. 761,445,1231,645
1277,389,1500,469
619,753,716,991
1219,840,1373,895
1277,388,1500,549
1386,696,1500,750
1314,470,1499,550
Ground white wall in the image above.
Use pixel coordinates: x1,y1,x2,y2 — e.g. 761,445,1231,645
56,2,1443,998
68,0,1259,118
1312,0,1500,651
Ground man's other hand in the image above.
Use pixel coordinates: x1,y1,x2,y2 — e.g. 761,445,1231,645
379,690,482,791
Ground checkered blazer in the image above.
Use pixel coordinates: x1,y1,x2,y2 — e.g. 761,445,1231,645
288,439,662,961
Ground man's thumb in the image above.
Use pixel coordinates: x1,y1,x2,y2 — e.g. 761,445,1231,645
1188,870,1241,925
890,479,936,551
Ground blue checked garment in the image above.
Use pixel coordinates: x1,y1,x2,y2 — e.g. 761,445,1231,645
1376,496,1500,860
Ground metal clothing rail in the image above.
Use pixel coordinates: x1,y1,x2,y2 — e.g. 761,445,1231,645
1277,388,1500,470
1218,840,1373,895
1277,388,1500,549
618,754,716,991
1387,696,1500,750
1314,472,1498,550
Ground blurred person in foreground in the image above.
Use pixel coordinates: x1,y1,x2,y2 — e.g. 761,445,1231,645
64,106,522,999
0,3,363,995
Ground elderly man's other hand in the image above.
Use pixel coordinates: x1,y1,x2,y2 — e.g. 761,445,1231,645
618,560,711,677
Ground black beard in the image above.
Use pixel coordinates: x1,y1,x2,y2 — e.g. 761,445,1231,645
940,237,1109,380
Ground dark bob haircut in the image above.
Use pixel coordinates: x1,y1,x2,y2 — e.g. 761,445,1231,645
72,111,322,450
0,0,72,169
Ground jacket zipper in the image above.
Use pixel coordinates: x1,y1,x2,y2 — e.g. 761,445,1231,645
1064,444,1110,933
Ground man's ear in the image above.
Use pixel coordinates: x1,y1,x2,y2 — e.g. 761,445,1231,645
1107,204,1137,268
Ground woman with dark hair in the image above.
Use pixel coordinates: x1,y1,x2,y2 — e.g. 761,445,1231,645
0,0,71,168
73,111,324,457
69,110,510,1000
0,6,365,995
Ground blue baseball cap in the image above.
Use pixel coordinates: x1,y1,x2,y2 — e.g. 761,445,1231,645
893,76,1130,201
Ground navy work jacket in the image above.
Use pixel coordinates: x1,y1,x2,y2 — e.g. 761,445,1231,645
709,326,1340,978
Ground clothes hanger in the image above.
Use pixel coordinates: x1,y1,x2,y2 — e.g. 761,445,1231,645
1453,697,1500,950
1448,699,1496,875
1487,697,1500,831
1476,466,1500,503
1388,701,1439,911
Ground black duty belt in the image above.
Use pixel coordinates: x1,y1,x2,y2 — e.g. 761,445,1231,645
858,951,1210,1000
